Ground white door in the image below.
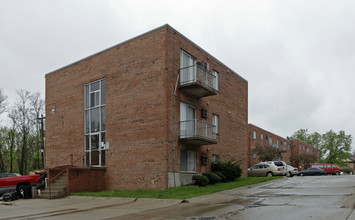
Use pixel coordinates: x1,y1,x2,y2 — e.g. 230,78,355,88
180,102,196,138
180,51,196,84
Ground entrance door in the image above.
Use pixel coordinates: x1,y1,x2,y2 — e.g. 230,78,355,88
180,102,196,138
180,51,196,84
89,133,105,166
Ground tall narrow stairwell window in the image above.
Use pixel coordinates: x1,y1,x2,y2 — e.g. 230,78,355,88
84,79,106,167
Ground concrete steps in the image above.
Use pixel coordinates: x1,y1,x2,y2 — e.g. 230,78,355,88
38,173,67,199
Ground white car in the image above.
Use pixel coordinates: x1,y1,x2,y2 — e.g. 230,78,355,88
248,163,285,177
285,165,299,177
261,161,287,175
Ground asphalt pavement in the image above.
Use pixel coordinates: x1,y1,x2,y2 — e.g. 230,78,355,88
0,175,354,220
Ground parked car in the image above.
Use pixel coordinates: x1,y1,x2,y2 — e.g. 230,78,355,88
0,173,21,178
285,165,299,177
298,167,326,176
248,163,285,177
262,161,287,175
0,174,44,197
309,163,341,175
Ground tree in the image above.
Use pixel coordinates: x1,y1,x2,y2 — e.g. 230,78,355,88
0,127,7,172
8,90,45,174
321,130,352,166
291,129,352,166
290,129,322,149
291,153,318,170
253,144,282,162
0,88,7,115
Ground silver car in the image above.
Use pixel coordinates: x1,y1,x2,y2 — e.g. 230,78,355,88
285,165,299,177
248,163,285,177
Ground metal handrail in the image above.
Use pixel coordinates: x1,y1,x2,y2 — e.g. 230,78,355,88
180,64,217,90
47,153,85,199
180,119,216,140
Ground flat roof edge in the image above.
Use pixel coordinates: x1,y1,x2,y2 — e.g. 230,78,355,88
45,24,247,83
45,24,170,77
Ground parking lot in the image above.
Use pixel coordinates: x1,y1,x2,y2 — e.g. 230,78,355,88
0,175,354,220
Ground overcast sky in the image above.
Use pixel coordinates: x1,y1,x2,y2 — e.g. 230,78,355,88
1,0,354,152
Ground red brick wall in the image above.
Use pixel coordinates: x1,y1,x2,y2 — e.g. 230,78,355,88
46,26,170,190
290,139,320,170
248,124,290,167
45,25,248,190
248,124,320,169
67,167,106,194
164,28,249,175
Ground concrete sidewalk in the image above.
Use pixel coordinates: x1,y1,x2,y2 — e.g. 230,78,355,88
1,176,354,220
0,196,181,220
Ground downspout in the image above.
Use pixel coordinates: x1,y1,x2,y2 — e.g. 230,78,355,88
172,73,180,187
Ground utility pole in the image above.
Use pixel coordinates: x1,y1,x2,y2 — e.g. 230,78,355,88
37,114,45,169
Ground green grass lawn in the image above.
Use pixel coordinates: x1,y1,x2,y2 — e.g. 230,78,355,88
71,176,282,200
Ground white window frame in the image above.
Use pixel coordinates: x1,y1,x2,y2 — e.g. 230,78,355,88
253,130,257,140
260,133,264,140
268,137,273,146
212,114,219,135
213,70,219,91
180,149,196,172
180,102,196,138
180,50,196,85
84,79,106,167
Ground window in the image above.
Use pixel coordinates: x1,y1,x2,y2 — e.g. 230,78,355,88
180,50,196,85
253,131,257,139
180,102,196,138
212,154,219,162
212,114,219,135
213,70,219,90
276,140,280,148
299,145,302,150
260,133,264,140
283,142,287,151
268,137,272,146
84,79,106,167
253,152,256,159
180,150,196,172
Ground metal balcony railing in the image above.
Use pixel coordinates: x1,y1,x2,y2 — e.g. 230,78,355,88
180,119,217,145
179,63,218,97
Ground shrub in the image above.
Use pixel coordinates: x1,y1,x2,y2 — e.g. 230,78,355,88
212,160,243,182
202,172,221,184
192,174,209,187
213,171,227,182
341,167,354,174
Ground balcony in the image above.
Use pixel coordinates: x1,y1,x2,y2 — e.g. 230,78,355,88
179,62,218,98
180,119,217,145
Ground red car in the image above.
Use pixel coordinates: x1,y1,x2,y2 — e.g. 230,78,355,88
0,174,44,197
309,163,341,175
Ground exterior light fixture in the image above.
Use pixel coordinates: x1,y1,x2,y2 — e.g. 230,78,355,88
51,107,56,114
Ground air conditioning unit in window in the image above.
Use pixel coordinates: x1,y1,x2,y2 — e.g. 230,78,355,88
201,155,208,165
202,108,208,118
197,61,209,71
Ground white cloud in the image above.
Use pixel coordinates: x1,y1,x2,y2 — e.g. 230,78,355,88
0,0,354,151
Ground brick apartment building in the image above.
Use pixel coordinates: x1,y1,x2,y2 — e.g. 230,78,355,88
45,24,248,191
248,124,320,170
